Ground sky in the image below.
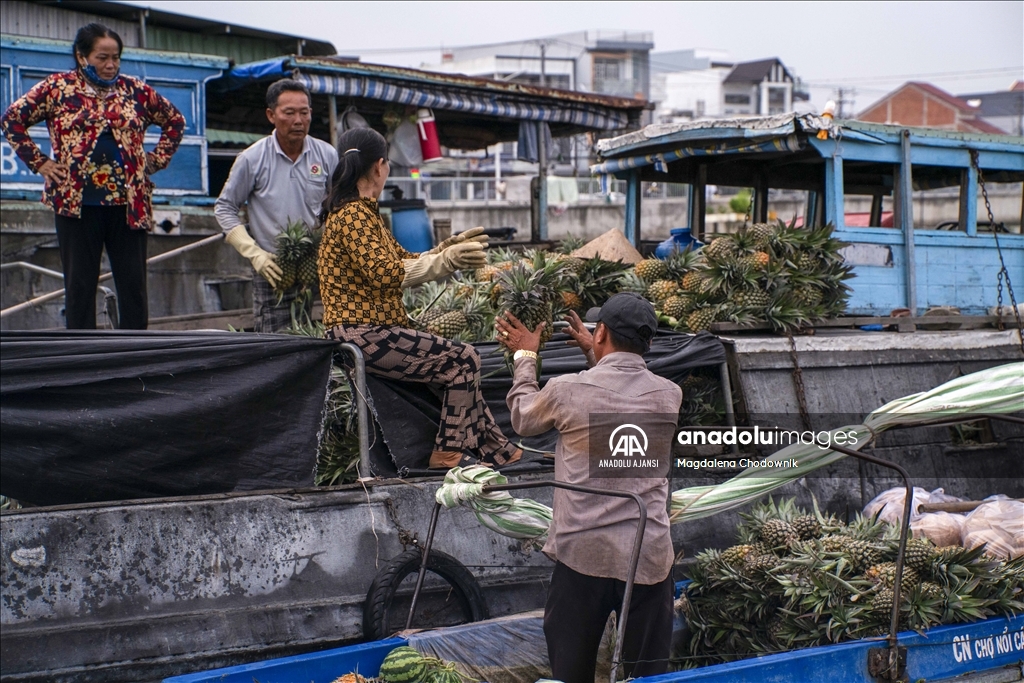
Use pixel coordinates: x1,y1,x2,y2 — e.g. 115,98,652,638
134,1,1023,112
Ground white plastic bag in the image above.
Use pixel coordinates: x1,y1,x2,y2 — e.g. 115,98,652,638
961,496,1024,559
864,486,964,526
911,511,965,547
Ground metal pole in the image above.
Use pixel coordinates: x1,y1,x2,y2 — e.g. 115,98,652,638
824,440,912,681
339,342,371,480
537,43,549,242
405,480,647,683
328,95,338,149
719,362,738,455
405,501,442,631
900,130,917,315
0,232,225,319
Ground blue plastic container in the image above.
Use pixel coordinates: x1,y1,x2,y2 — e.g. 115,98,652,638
381,198,432,252
654,228,703,259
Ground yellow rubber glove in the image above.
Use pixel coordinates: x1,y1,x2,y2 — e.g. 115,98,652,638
401,242,488,288
224,225,283,287
442,241,488,270
426,226,490,255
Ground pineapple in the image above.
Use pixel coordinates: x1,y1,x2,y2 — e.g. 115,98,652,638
274,221,315,293
739,251,770,271
645,279,678,303
743,551,780,573
792,515,822,541
574,256,630,310
703,236,736,261
686,306,717,332
721,544,756,566
759,519,798,548
864,562,920,590
792,284,824,308
331,674,366,683
749,222,775,247
662,295,690,320
904,538,937,573
560,290,582,311
871,587,895,614
555,254,586,275
494,259,566,358
730,287,770,309
681,270,706,293
474,264,500,282
426,310,469,338
634,258,668,282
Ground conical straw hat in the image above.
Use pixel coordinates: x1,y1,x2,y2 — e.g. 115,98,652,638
570,228,643,264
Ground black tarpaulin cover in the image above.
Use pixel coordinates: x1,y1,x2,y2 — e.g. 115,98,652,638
0,330,337,506
363,330,727,476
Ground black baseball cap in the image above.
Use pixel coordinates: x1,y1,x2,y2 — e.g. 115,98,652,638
586,292,657,352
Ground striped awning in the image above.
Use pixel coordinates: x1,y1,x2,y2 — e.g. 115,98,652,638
590,134,803,174
293,72,631,131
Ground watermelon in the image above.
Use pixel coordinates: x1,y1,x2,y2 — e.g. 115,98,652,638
425,665,464,683
380,646,428,683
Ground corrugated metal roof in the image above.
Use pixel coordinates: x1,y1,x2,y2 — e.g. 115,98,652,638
23,0,335,56
289,56,648,111
596,114,1024,160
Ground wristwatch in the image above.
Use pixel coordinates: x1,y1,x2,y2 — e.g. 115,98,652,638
513,349,539,361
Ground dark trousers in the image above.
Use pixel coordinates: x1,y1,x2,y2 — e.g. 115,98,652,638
54,206,148,329
544,561,673,683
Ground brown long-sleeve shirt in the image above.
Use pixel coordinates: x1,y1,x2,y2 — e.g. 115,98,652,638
507,351,682,585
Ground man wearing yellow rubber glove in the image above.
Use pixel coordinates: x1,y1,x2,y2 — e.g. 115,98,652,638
215,79,337,332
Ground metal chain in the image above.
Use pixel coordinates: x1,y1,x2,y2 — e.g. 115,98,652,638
787,333,812,431
971,151,1024,356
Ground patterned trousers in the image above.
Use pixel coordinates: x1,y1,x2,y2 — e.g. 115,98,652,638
327,324,519,466
251,269,311,333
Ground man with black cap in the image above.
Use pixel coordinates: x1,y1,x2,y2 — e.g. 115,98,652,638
495,293,682,683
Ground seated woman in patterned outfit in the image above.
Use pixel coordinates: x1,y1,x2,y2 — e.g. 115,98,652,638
318,127,522,469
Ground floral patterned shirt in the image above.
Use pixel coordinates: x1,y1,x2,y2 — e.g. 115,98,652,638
1,70,185,230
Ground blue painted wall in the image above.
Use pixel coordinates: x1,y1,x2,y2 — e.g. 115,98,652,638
838,228,1024,315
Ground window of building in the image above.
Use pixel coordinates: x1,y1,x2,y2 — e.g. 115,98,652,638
593,57,623,94
724,93,751,105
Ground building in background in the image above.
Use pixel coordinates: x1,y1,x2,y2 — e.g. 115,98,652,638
649,52,809,123
1,0,335,62
419,31,653,172
958,82,1024,137
649,48,732,122
857,82,1008,134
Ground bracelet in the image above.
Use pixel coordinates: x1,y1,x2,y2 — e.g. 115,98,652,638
513,349,539,361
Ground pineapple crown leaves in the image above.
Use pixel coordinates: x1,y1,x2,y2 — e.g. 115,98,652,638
662,244,704,279
558,233,587,254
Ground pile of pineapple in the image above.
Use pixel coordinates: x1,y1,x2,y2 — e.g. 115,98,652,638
405,220,853,345
404,236,629,346
632,221,853,332
681,497,1024,667
273,221,321,295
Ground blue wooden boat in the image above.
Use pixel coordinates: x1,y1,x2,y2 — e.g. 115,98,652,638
165,605,1024,683
591,115,1024,316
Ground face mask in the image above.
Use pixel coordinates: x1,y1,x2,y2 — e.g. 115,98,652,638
81,64,119,88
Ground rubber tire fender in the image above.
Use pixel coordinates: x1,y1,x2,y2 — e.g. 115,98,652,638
363,548,489,641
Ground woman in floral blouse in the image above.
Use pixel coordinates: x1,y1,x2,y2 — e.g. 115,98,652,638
1,23,185,329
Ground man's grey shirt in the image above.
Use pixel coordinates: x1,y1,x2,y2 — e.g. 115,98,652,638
215,133,338,253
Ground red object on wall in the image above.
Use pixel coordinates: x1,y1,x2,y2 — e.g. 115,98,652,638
416,108,442,162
